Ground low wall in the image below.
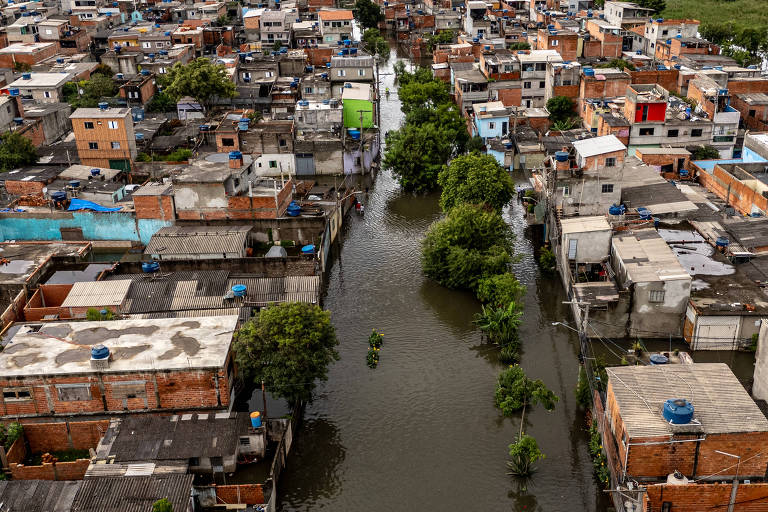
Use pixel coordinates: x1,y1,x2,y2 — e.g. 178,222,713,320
215,484,266,505
113,257,317,277
10,458,89,481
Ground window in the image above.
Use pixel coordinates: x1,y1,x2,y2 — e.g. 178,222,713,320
88,142,99,150
691,128,703,137
84,121,94,129
649,290,665,303
222,138,235,147
239,437,251,446
358,69,365,76
108,121,119,129
234,178,240,187
601,184,614,193
524,81,531,89
639,127,654,136
539,81,545,88
304,86,313,94
562,185,570,196
56,384,91,401
279,139,286,147
662,29,668,36
189,457,200,466
749,109,756,117
142,41,151,48
489,122,495,129
605,157,616,167
156,42,164,48
269,160,278,168
111,142,121,149
667,129,679,137
3,388,31,401
661,502,672,512
338,69,346,77
551,39,559,46
44,91,51,98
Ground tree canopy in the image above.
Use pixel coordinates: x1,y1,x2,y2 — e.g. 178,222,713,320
354,0,383,30
0,132,37,172
475,273,526,307
422,203,513,290
64,74,118,108
546,96,576,124
164,58,237,113
232,302,339,404
398,79,452,115
362,28,389,58
494,365,558,416
152,499,173,512
691,144,721,160
636,0,665,15
438,153,515,212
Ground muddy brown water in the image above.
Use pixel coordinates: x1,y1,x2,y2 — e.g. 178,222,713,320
274,45,611,512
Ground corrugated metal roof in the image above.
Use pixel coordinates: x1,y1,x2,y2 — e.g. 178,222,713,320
0,480,81,512
145,226,251,257
61,279,132,308
607,363,768,438
71,475,193,512
572,134,626,158
108,413,248,462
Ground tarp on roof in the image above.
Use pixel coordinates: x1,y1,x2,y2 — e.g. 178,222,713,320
67,198,122,212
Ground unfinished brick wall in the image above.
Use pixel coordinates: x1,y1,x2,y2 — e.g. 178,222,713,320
697,164,768,216
21,420,108,453
10,458,89,481
215,484,266,505
133,193,175,220
0,367,230,419
6,437,25,464
629,70,680,94
5,180,47,197
644,482,768,512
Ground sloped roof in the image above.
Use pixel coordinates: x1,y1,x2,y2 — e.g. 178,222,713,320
145,226,251,256
572,134,626,158
318,9,353,20
71,475,193,512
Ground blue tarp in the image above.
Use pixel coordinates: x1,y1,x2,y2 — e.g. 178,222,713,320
67,199,122,212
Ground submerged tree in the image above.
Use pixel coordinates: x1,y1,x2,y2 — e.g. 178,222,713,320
507,434,545,476
233,302,339,404
438,153,515,212
421,204,513,290
354,0,383,30
495,365,558,416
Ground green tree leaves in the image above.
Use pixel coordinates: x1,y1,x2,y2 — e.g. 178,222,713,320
421,203,513,290
546,96,576,124
494,365,558,416
0,132,37,172
163,58,237,113
354,0,383,30
438,153,515,212
232,302,339,404
691,144,721,160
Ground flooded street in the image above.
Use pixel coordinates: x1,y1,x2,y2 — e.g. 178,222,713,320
277,44,609,511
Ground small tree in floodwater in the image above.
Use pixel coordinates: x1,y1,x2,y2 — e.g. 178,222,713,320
507,434,545,476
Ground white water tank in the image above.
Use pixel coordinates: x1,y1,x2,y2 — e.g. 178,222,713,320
666,471,689,485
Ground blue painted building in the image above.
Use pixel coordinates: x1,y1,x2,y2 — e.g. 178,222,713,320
0,210,171,245
471,101,511,141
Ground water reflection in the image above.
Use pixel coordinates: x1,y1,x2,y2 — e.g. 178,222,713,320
279,417,346,506
419,279,482,336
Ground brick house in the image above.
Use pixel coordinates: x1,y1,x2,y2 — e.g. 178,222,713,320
70,106,137,172
599,363,768,511
0,315,239,420
0,42,58,69
132,181,176,220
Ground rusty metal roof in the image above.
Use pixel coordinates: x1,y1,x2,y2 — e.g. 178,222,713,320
71,475,193,512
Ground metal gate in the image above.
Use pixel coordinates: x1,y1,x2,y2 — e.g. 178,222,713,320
295,153,315,176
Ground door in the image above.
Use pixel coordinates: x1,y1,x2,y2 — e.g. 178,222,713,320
295,153,315,176
695,316,739,350
109,159,131,172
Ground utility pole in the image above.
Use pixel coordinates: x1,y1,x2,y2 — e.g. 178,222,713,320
261,380,268,420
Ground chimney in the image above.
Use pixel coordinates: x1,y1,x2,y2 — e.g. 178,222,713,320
229,150,243,169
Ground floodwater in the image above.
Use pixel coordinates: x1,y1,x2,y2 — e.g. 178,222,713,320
277,44,609,512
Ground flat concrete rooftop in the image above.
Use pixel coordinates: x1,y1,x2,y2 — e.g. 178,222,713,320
0,315,238,377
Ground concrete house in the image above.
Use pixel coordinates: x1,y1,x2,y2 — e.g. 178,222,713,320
317,9,353,44
0,315,239,420
3,72,72,103
611,229,692,337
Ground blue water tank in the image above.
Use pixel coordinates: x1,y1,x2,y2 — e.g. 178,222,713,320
716,236,730,247
238,117,250,131
348,129,361,140
663,398,694,424
68,180,80,188
301,244,315,254
555,151,568,162
637,207,652,220
250,411,262,428
609,204,625,216
51,191,67,202
584,67,595,77
21,72,31,80
229,151,242,160
649,354,669,365
8,88,19,97
98,102,109,110
90,168,101,176
142,261,160,273
91,344,110,359
286,201,301,217
232,284,247,297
